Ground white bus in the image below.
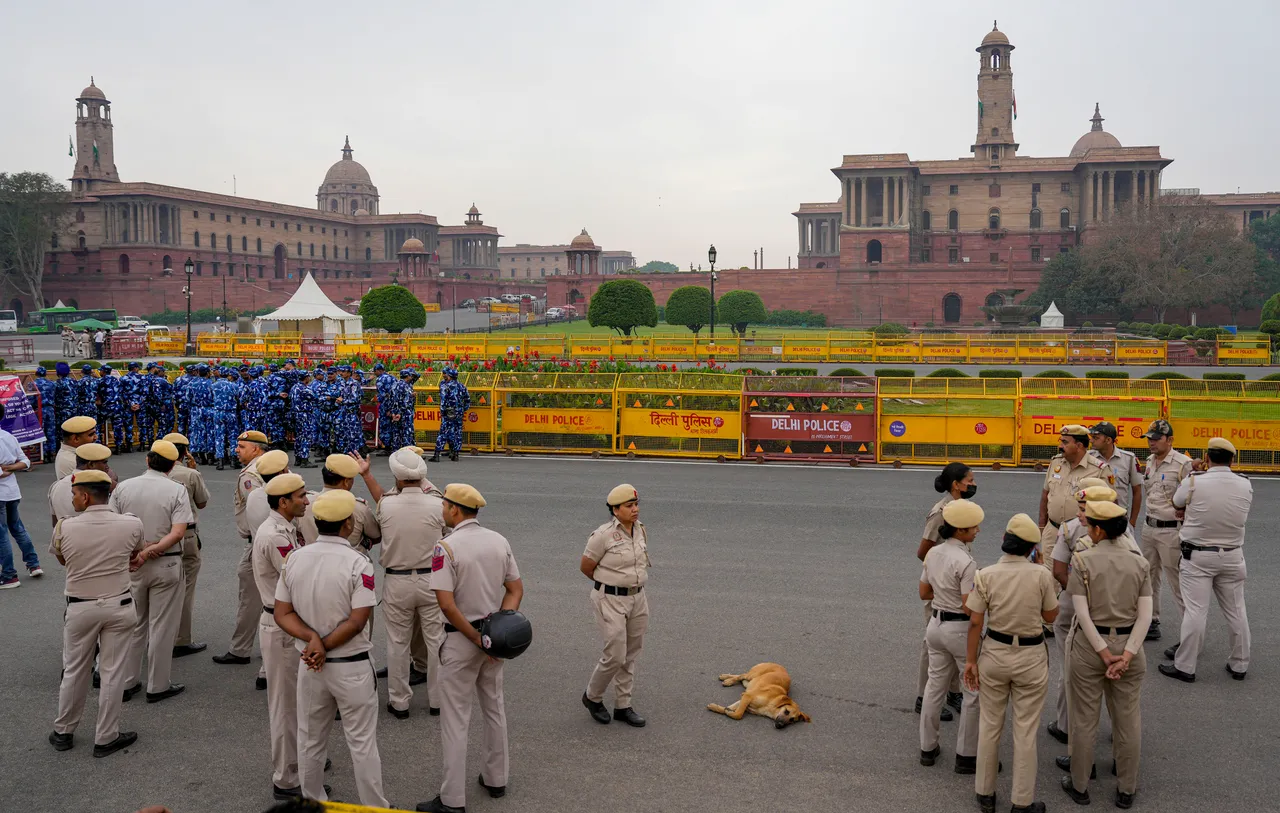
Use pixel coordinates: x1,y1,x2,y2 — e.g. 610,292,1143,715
0,310,17,333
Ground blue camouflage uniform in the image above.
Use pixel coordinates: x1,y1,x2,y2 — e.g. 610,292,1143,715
235,368,251,435
374,366,397,450
96,366,127,451
186,366,216,456
173,368,194,436
33,368,58,457
433,369,470,458
289,375,317,463
74,364,98,430
342,369,366,453
396,371,418,450
148,365,175,437
122,363,151,449
53,364,76,438
279,363,300,444
316,370,340,452
242,369,269,438
264,364,288,446
210,368,240,460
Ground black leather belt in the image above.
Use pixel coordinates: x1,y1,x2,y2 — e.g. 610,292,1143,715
325,652,370,664
67,594,132,606
262,605,274,614
594,581,642,596
1096,624,1134,636
444,619,485,634
1186,543,1228,553
161,550,183,557
1146,518,1181,528
933,609,969,623
385,567,432,576
1048,519,1061,529
987,629,1044,646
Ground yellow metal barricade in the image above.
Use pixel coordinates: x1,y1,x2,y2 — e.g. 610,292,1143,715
1115,340,1167,365
1165,380,1280,471
966,336,1018,364
1066,337,1116,364
1016,335,1068,364
699,337,738,359
332,335,369,358
264,335,302,358
611,337,653,360
368,337,407,356
873,336,922,363
652,337,696,360
828,336,875,364
149,338,185,355
616,372,743,458
195,334,234,357
496,372,617,454
1216,334,1271,366
1018,378,1166,463
488,337,527,358
876,377,1018,465
446,337,487,359
781,337,830,362
569,338,613,359
920,336,969,364
526,336,567,359
424,302,441,313
232,335,268,358
412,372,496,452
405,336,448,359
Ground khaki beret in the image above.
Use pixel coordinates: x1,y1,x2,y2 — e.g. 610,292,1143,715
1005,513,1040,543
1085,500,1126,520
74,443,111,462
607,483,638,506
942,499,984,529
443,483,486,510
1077,485,1117,502
324,454,360,479
162,432,190,446
150,440,179,461
257,449,289,476
1207,437,1236,454
61,416,96,434
238,430,269,444
312,488,356,522
72,469,112,486
1078,476,1109,490
264,472,306,497
1060,424,1090,436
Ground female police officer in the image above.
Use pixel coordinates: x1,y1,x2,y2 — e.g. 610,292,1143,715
580,484,650,727
915,462,976,719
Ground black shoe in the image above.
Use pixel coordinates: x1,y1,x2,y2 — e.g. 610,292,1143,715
93,731,137,758
122,682,142,703
614,707,646,727
1012,804,1047,813
428,454,441,463
913,696,953,721
954,755,977,774
976,793,996,813
1226,664,1247,680
582,693,610,724
410,667,428,686
1056,755,1097,779
172,642,207,658
146,683,185,703
92,670,100,689
1159,663,1195,683
215,458,225,470
1116,790,1135,809
449,450,459,462
325,758,332,772
430,707,440,716
256,677,267,691
416,796,465,813
1047,722,1069,744
1060,775,1091,805
1145,620,1161,641
947,691,963,713
1164,643,1179,660
212,652,251,665
478,774,506,799
920,745,941,766
49,731,74,751
273,784,331,800
387,703,410,720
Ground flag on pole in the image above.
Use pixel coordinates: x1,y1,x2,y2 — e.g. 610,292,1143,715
92,140,99,162
1013,93,1018,120
978,91,984,119
68,136,74,157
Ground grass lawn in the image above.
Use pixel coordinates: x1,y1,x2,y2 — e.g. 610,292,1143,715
490,321,836,338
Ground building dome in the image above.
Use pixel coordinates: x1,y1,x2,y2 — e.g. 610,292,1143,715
468,204,480,215
353,208,369,217
399,238,426,253
1070,104,1122,157
79,78,106,100
980,22,1009,48
322,136,373,186
570,228,597,249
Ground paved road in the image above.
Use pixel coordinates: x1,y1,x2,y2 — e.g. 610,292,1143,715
0,455,1272,812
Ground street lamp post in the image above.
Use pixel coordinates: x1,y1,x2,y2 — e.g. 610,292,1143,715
439,271,457,333
708,245,718,342
183,258,195,355
222,275,228,326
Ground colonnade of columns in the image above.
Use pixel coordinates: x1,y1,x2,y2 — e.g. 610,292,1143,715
567,250,600,275
104,200,180,246
1088,166,1159,223
797,217,841,256
453,236,498,268
846,174,912,228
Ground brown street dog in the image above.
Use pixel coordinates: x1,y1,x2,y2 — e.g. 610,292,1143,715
707,662,811,729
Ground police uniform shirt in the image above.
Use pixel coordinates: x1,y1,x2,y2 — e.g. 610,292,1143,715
253,511,297,608
431,519,520,623
1174,469,1253,549
50,506,145,599
921,494,955,546
109,470,195,542
1091,448,1140,511
246,488,275,541
375,489,445,571
55,445,79,480
169,465,210,524
1042,455,1113,525
583,517,650,590
274,534,376,658
1050,519,1092,566
1143,449,1193,521
1067,542,1152,627
233,460,265,539
297,488,380,549
921,540,976,613
48,474,78,523
966,556,1057,636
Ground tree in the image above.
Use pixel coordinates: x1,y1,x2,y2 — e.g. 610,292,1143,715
358,284,426,331
716,290,767,336
587,279,657,336
638,260,678,274
1261,292,1280,323
0,172,70,312
663,285,713,335
1023,250,1129,319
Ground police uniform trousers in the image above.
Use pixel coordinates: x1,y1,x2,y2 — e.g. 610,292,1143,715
411,623,431,673
175,529,202,648
296,656,389,808
919,616,978,755
1066,629,1144,795
917,600,961,697
1142,526,1183,620
975,637,1049,807
586,587,649,708
125,555,183,693
54,594,135,745
382,572,444,712
438,632,508,809
229,540,259,658
259,614,299,789
1038,524,1060,574
1174,547,1250,675
1052,602,1075,732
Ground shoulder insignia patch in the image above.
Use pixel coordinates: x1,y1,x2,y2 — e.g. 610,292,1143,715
361,573,375,590
431,548,445,572
277,545,293,559
244,480,252,490
1053,464,1062,474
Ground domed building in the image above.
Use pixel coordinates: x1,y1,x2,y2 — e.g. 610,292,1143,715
317,137,380,215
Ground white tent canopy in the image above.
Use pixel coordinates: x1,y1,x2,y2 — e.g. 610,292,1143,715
253,273,362,339
1040,301,1065,329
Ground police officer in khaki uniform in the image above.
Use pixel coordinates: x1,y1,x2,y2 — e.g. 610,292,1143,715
581,484,650,728
1140,419,1193,641
419,484,523,813
111,440,194,703
1087,422,1141,520
1039,425,1113,566
48,443,113,525
48,470,144,757
1160,436,1253,682
1062,500,1152,809
274,489,388,808
214,430,269,667
245,450,291,541
163,433,211,659
964,514,1057,813
251,472,312,799
376,448,446,718
296,454,381,550
918,499,980,772
55,416,100,479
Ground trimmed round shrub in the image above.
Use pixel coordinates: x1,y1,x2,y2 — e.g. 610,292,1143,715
979,369,1022,378
1130,322,1152,335
874,368,915,377
1168,326,1190,340
1195,327,1225,341
733,367,767,375
1116,321,1130,331
1152,323,1173,339
829,367,867,377
925,367,970,378
1261,292,1280,323
1033,369,1077,378
1081,320,1094,328
1086,370,1131,379
1203,372,1247,381
774,368,819,377
358,285,426,332
1142,371,1192,380
1260,372,1280,381
873,322,909,336
1260,320,1280,334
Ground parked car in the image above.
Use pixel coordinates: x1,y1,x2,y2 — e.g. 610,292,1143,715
546,307,564,320
480,296,500,305
519,293,537,302
461,298,476,308
119,315,149,330
500,294,521,303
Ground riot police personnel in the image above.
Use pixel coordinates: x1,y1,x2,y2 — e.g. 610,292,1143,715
1140,419,1193,641
418,484,523,813
34,366,58,462
964,514,1057,813
1039,426,1113,566
47,469,144,757
214,430,269,668
581,484,650,728
1087,422,1141,521
429,368,469,463
163,433,211,659
1160,436,1253,682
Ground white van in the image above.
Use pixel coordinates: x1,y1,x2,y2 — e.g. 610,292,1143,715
0,310,17,333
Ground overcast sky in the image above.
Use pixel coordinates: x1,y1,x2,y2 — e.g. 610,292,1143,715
3,1,1276,270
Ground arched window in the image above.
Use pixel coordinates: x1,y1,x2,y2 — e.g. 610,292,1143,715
297,242,303,256
77,231,86,250
344,247,349,260
985,292,1005,308
1060,208,1071,229
210,232,216,250
991,50,1001,70
948,210,958,231
330,199,338,211
242,236,248,251
226,234,233,252
351,201,359,215
256,237,262,253
194,231,200,247
365,247,372,261
943,293,962,323
866,239,883,264
322,245,327,259
921,211,932,231
988,209,1001,230
309,243,315,257
162,255,172,272
118,254,130,274
1029,209,1042,230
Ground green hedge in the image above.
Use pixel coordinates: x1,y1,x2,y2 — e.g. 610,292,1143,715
1085,370,1131,379
733,367,767,375
874,368,916,378
925,367,970,377
1033,369,1077,378
1203,372,1246,381
828,368,867,377
1168,326,1189,340
1260,372,1280,381
979,369,1023,378
1142,371,1192,380
1116,322,1130,331
773,368,819,376
873,322,909,336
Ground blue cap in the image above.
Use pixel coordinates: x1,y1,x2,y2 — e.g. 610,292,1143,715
101,364,113,373
268,363,279,372
55,362,70,376
373,363,385,371
35,366,46,375
81,363,94,372
442,367,458,378
326,367,337,375
127,362,141,370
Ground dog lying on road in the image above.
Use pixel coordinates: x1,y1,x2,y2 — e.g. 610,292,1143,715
707,662,811,729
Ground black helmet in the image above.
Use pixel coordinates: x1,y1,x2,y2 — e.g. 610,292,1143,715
479,610,532,659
